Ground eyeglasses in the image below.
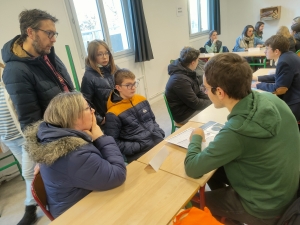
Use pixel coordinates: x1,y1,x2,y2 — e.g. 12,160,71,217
97,52,110,58
200,84,217,94
35,28,58,39
120,81,139,90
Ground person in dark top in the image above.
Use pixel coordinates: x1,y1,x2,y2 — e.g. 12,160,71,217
81,40,118,126
1,9,74,224
204,30,223,53
291,23,300,51
165,47,211,124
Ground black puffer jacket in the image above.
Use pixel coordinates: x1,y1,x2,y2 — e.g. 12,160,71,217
105,91,165,163
81,65,115,123
1,35,74,130
294,33,300,51
165,59,211,123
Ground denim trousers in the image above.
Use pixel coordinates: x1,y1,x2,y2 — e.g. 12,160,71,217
205,167,279,225
1,137,36,206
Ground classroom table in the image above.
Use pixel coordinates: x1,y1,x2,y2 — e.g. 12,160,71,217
50,161,200,225
189,104,228,124
252,68,275,81
137,121,214,187
198,49,266,59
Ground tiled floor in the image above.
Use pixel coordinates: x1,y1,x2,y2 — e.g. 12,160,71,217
0,97,171,225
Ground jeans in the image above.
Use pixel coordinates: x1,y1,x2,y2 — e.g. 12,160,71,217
205,167,279,225
1,137,36,206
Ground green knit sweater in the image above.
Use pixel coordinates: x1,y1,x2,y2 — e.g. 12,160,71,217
185,91,300,219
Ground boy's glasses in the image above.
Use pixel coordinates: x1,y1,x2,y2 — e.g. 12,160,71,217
120,81,139,89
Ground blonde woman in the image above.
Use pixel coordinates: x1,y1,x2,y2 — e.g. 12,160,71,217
277,26,296,52
81,40,118,126
25,92,126,218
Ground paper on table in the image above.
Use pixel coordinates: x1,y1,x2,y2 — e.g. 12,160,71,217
148,146,169,172
248,47,260,52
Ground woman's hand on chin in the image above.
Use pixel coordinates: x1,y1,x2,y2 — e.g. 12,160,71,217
83,114,104,141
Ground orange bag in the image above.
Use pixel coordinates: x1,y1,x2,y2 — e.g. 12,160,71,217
173,207,224,225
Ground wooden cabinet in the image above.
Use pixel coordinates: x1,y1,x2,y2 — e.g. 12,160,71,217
260,6,281,20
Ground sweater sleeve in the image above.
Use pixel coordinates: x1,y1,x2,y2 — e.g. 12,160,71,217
105,112,141,155
70,135,126,191
256,61,292,93
205,43,215,53
3,67,42,130
185,130,242,178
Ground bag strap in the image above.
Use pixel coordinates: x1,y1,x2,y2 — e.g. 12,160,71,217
173,208,191,224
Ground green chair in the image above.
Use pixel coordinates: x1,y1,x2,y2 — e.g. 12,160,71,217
249,57,267,68
163,93,182,134
0,153,23,180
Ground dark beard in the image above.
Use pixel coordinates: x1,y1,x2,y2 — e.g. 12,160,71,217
32,35,50,56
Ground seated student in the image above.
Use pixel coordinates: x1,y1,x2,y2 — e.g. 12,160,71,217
252,35,300,122
165,47,211,124
204,30,223,53
291,22,300,51
24,92,126,218
254,21,264,40
233,25,264,52
277,26,296,52
105,69,165,163
185,53,300,225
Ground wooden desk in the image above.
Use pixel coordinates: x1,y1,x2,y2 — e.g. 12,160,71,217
252,68,275,81
138,122,214,187
199,49,266,59
50,161,200,225
189,104,228,124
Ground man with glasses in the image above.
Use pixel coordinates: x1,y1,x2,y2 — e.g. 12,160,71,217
185,53,300,225
1,9,73,224
105,69,165,163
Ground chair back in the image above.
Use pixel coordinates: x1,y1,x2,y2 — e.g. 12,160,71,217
163,93,181,133
31,172,54,221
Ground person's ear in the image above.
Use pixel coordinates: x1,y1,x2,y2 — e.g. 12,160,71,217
216,87,225,100
26,27,35,39
116,85,122,92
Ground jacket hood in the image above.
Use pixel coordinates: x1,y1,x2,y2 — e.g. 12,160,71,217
1,35,56,65
168,59,196,78
107,89,132,111
227,91,281,138
24,121,90,165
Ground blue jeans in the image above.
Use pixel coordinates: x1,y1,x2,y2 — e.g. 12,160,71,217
1,137,36,206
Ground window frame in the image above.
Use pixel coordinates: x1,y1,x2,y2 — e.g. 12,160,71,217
188,0,210,38
65,0,134,68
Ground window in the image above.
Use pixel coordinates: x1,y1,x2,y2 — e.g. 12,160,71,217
188,0,210,37
65,0,134,67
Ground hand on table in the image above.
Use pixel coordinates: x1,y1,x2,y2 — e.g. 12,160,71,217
83,114,104,141
189,128,205,142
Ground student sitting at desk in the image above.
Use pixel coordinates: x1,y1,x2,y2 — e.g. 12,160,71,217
252,35,300,123
254,21,264,40
233,25,264,52
24,92,126,218
185,53,300,225
204,30,223,53
105,69,165,163
165,47,211,124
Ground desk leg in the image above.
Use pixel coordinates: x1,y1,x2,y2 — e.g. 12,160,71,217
199,185,205,210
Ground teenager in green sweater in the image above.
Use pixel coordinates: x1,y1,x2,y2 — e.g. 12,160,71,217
185,53,300,225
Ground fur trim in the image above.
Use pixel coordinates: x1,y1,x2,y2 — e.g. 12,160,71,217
24,121,88,165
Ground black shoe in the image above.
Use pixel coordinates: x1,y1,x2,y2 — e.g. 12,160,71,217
17,205,37,225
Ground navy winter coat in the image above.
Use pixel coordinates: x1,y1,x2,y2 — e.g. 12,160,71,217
105,91,165,163
25,121,126,218
81,65,115,123
2,35,74,130
165,59,211,123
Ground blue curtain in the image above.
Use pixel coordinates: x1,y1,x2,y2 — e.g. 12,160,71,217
209,0,221,34
129,0,154,62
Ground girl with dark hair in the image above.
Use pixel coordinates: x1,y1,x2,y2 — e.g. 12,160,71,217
204,30,223,53
233,25,264,52
254,21,264,40
165,47,211,124
81,40,118,126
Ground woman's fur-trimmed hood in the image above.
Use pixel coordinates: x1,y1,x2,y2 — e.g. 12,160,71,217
24,121,90,165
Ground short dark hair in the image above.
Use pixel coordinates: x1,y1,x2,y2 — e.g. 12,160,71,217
242,25,254,37
264,35,289,53
204,53,252,100
293,17,300,24
18,9,58,44
291,23,300,33
179,47,199,67
114,69,135,85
